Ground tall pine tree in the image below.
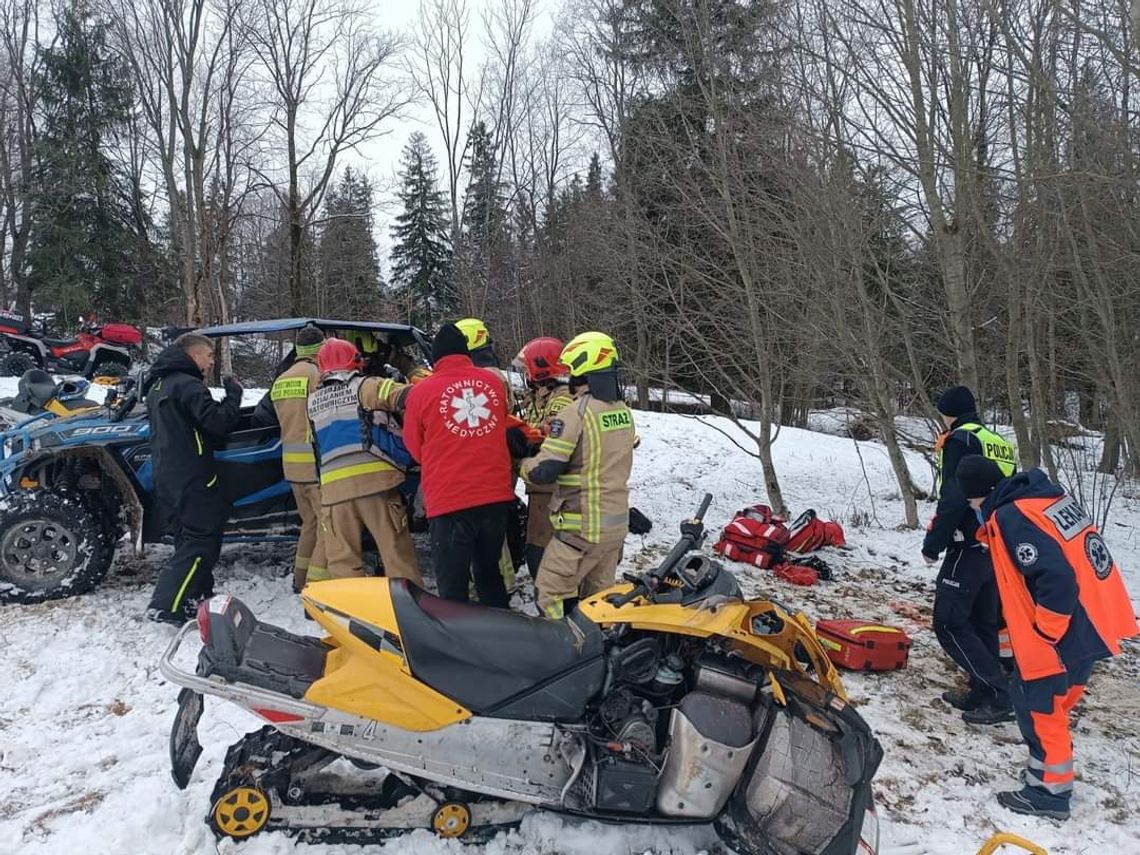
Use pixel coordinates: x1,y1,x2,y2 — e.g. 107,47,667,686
457,121,509,312
318,168,385,318
389,133,453,329
28,1,152,322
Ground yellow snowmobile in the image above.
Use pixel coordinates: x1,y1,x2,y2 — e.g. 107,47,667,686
160,495,882,853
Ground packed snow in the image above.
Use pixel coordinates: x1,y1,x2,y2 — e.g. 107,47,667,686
1,384,1137,855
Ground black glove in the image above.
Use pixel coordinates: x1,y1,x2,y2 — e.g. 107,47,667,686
506,426,537,458
222,375,243,401
680,518,703,540
628,507,653,535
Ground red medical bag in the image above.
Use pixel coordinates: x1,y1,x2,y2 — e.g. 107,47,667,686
815,619,911,671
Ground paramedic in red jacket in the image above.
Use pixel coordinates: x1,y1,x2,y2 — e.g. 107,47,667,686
958,455,1138,820
403,323,515,607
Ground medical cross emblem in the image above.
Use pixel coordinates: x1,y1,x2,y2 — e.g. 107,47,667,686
451,387,491,428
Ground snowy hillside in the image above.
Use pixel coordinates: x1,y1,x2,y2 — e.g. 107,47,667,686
1,399,1137,855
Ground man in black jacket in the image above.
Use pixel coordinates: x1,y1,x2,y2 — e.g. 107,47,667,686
144,333,243,624
923,385,1018,723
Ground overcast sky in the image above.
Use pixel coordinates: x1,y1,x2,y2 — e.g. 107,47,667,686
340,0,558,268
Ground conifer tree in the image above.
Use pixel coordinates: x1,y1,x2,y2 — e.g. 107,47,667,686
389,133,453,328
318,168,384,318
28,1,152,322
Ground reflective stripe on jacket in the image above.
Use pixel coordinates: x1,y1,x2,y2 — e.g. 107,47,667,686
307,373,409,505
978,469,1138,680
271,358,319,483
522,391,635,544
522,384,574,496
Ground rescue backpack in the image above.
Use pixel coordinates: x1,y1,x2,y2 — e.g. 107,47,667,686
713,505,842,587
786,510,846,553
712,504,789,569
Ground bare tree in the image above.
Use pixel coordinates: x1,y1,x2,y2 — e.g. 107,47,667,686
240,0,407,315
410,0,480,244
111,0,258,331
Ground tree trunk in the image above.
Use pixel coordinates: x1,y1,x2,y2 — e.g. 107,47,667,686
1005,273,1036,468
1098,416,1121,475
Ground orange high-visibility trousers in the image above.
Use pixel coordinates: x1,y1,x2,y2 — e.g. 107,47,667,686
1010,661,1093,800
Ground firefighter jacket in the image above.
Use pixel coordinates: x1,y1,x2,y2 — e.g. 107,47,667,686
307,373,411,505
403,354,515,518
520,390,636,545
520,384,573,496
270,357,320,483
977,469,1138,680
924,418,1017,558
143,346,242,503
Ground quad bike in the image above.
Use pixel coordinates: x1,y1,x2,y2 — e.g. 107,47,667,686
0,310,141,380
0,369,105,428
160,495,882,853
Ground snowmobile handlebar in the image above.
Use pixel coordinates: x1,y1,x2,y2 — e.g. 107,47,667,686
608,492,713,608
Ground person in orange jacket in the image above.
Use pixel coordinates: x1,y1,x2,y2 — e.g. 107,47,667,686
958,455,1138,820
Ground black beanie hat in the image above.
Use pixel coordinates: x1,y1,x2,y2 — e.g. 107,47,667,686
295,323,324,356
432,323,469,362
957,455,1006,500
937,385,977,418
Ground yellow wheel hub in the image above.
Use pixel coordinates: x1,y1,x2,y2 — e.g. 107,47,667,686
211,785,271,839
431,801,471,839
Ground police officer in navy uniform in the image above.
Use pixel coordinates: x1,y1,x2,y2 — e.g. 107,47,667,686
923,386,1018,724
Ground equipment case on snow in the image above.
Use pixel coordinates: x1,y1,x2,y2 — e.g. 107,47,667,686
815,620,911,671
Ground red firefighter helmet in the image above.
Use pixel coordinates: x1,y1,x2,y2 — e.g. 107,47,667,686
317,338,363,375
515,337,568,384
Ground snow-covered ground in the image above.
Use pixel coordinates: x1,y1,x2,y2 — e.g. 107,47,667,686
1,398,1138,855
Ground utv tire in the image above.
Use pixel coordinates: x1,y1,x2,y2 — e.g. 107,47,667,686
91,360,128,380
0,490,113,604
0,351,38,378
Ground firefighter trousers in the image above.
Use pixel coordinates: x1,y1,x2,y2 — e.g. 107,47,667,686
525,489,555,573
1010,661,1094,805
148,482,225,614
290,482,326,590
933,546,1009,704
536,534,623,618
322,490,422,586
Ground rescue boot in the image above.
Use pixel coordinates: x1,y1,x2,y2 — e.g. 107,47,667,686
146,600,198,626
962,700,1016,725
941,685,986,711
996,787,1070,821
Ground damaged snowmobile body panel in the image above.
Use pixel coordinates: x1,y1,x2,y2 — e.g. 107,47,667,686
158,496,882,853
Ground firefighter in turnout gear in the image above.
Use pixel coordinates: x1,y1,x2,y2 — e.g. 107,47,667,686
924,385,1018,724
144,333,242,624
270,324,326,591
513,337,573,573
307,338,422,586
519,332,636,619
959,456,1138,820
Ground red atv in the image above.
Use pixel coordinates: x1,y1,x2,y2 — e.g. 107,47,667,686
0,310,142,380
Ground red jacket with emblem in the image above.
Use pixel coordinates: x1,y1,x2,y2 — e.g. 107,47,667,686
978,469,1137,680
403,353,515,518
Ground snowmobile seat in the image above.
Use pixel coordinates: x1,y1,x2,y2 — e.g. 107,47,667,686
198,596,331,699
390,580,606,721
15,369,57,412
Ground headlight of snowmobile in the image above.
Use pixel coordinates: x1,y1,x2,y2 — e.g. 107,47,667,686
857,802,879,854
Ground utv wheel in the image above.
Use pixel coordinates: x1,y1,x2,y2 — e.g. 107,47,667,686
210,784,271,839
91,360,127,381
0,351,37,378
431,801,471,839
0,490,113,604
